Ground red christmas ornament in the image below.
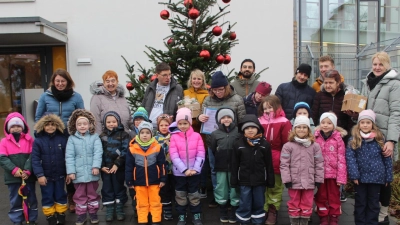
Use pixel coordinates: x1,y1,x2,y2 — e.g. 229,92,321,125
199,50,210,61
212,26,222,36
126,82,134,91
229,32,237,40
216,55,225,64
160,10,170,20
167,38,174,45
184,0,193,8
188,8,200,19
150,74,157,82
139,74,146,83
224,54,231,64
222,0,231,3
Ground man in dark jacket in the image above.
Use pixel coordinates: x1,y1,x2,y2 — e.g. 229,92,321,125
231,59,260,97
275,63,316,120
142,62,183,128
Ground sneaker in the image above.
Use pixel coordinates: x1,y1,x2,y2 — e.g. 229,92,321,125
199,187,207,198
340,192,347,202
76,214,87,225
208,198,219,208
192,213,203,225
89,213,99,224
177,214,186,225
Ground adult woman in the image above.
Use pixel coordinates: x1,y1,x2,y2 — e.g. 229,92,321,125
90,70,132,134
35,68,85,213
360,51,400,225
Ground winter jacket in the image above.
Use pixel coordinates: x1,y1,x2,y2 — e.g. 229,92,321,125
230,114,274,188
230,74,260,97
142,78,183,119
90,82,132,134
312,74,345,92
99,128,129,169
314,127,347,184
280,142,324,189
275,79,316,120
125,138,166,186
210,108,240,172
155,133,172,174
168,124,205,176
258,109,292,174
35,89,85,127
184,87,209,145
243,92,261,117
360,69,400,142
32,114,68,181
65,131,103,183
0,112,35,184
311,84,354,135
346,138,393,184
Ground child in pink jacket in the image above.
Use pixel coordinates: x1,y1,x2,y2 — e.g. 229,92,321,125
280,116,324,225
314,112,347,225
169,108,205,225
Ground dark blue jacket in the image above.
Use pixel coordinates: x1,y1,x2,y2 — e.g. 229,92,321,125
346,138,393,184
243,92,261,117
31,131,68,181
99,127,130,169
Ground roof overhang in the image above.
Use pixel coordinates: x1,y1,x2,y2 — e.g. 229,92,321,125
0,17,67,47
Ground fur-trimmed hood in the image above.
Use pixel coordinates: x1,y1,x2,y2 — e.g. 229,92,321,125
68,109,96,135
89,81,125,98
34,114,65,134
315,125,348,137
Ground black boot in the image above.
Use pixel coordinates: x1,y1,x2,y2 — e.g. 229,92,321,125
229,206,237,223
163,203,173,221
220,204,228,223
56,213,66,225
46,214,57,225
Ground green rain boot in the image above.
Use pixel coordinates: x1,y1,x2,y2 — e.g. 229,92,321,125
116,203,126,221
105,204,115,222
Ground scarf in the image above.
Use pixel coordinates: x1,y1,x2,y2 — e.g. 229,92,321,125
360,131,376,142
51,85,74,102
367,70,390,90
244,133,263,146
135,136,155,151
156,133,170,146
291,77,308,88
294,136,312,147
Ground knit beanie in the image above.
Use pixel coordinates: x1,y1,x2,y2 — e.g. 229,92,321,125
255,82,272,96
319,112,338,128
358,109,376,123
138,121,153,136
293,115,311,130
7,117,25,131
293,102,311,118
103,111,121,127
211,71,228,88
217,108,235,123
175,107,192,125
133,107,149,121
296,63,312,77
241,122,260,131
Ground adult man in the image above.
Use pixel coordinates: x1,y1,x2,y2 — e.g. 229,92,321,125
312,55,345,92
275,63,316,120
142,62,183,128
230,59,260,97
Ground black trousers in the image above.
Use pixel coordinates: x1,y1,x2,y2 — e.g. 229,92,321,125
379,182,391,206
160,174,175,210
354,183,381,225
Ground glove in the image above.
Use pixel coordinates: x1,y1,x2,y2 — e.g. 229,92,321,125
315,182,322,188
284,182,292,188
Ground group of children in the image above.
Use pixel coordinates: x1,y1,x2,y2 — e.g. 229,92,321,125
0,95,393,225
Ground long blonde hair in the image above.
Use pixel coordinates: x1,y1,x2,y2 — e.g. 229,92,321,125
349,122,385,149
288,127,315,143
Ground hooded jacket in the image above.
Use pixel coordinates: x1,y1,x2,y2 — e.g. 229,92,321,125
0,112,35,184
258,109,292,174
90,81,132,134
230,74,260,97
210,108,240,172
168,123,205,176
360,69,400,142
31,114,68,181
314,127,348,184
230,114,274,188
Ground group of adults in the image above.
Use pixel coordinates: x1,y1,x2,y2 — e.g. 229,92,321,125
34,52,399,225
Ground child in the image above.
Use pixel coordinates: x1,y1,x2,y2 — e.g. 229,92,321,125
0,112,38,225
257,95,292,224
129,106,150,138
31,114,68,225
210,107,240,223
314,112,347,225
125,121,166,225
290,101,315,134
154,114,174,221
346,110,393,225
65,109,102,225
169,107,205,225
99,111,129,222
231,114,275,225
280,116,324,225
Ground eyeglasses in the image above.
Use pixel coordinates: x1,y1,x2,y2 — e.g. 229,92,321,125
212,87,225,93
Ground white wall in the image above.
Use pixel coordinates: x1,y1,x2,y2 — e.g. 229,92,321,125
0,0,293,107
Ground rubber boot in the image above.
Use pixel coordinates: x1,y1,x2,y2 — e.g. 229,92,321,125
319,216,329,225
105,204,115,222
299,218,308,225
220,204,228,223
329,215,339,225
46,214,57,225
289,217,299,225
115,203,126,221
163,203,173,221
229,206,237,223
67,193,76,213
265,205,277,225
57,213,66,225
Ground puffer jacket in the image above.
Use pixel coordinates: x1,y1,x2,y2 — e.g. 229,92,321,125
230,114,274,188
314,127,347,184
99,128,129,169
210,108,240,172
275,78,316,120
32,114,68,181
280,142,324,189
346,137,393,184
35,89,85,127
0,112,36,184
168,123,205,176
243,92,261,117
258,109,292,174
360,69,400,142
125,138,166,186
142,78,183,118
230,74,260,97
90,81,132,134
